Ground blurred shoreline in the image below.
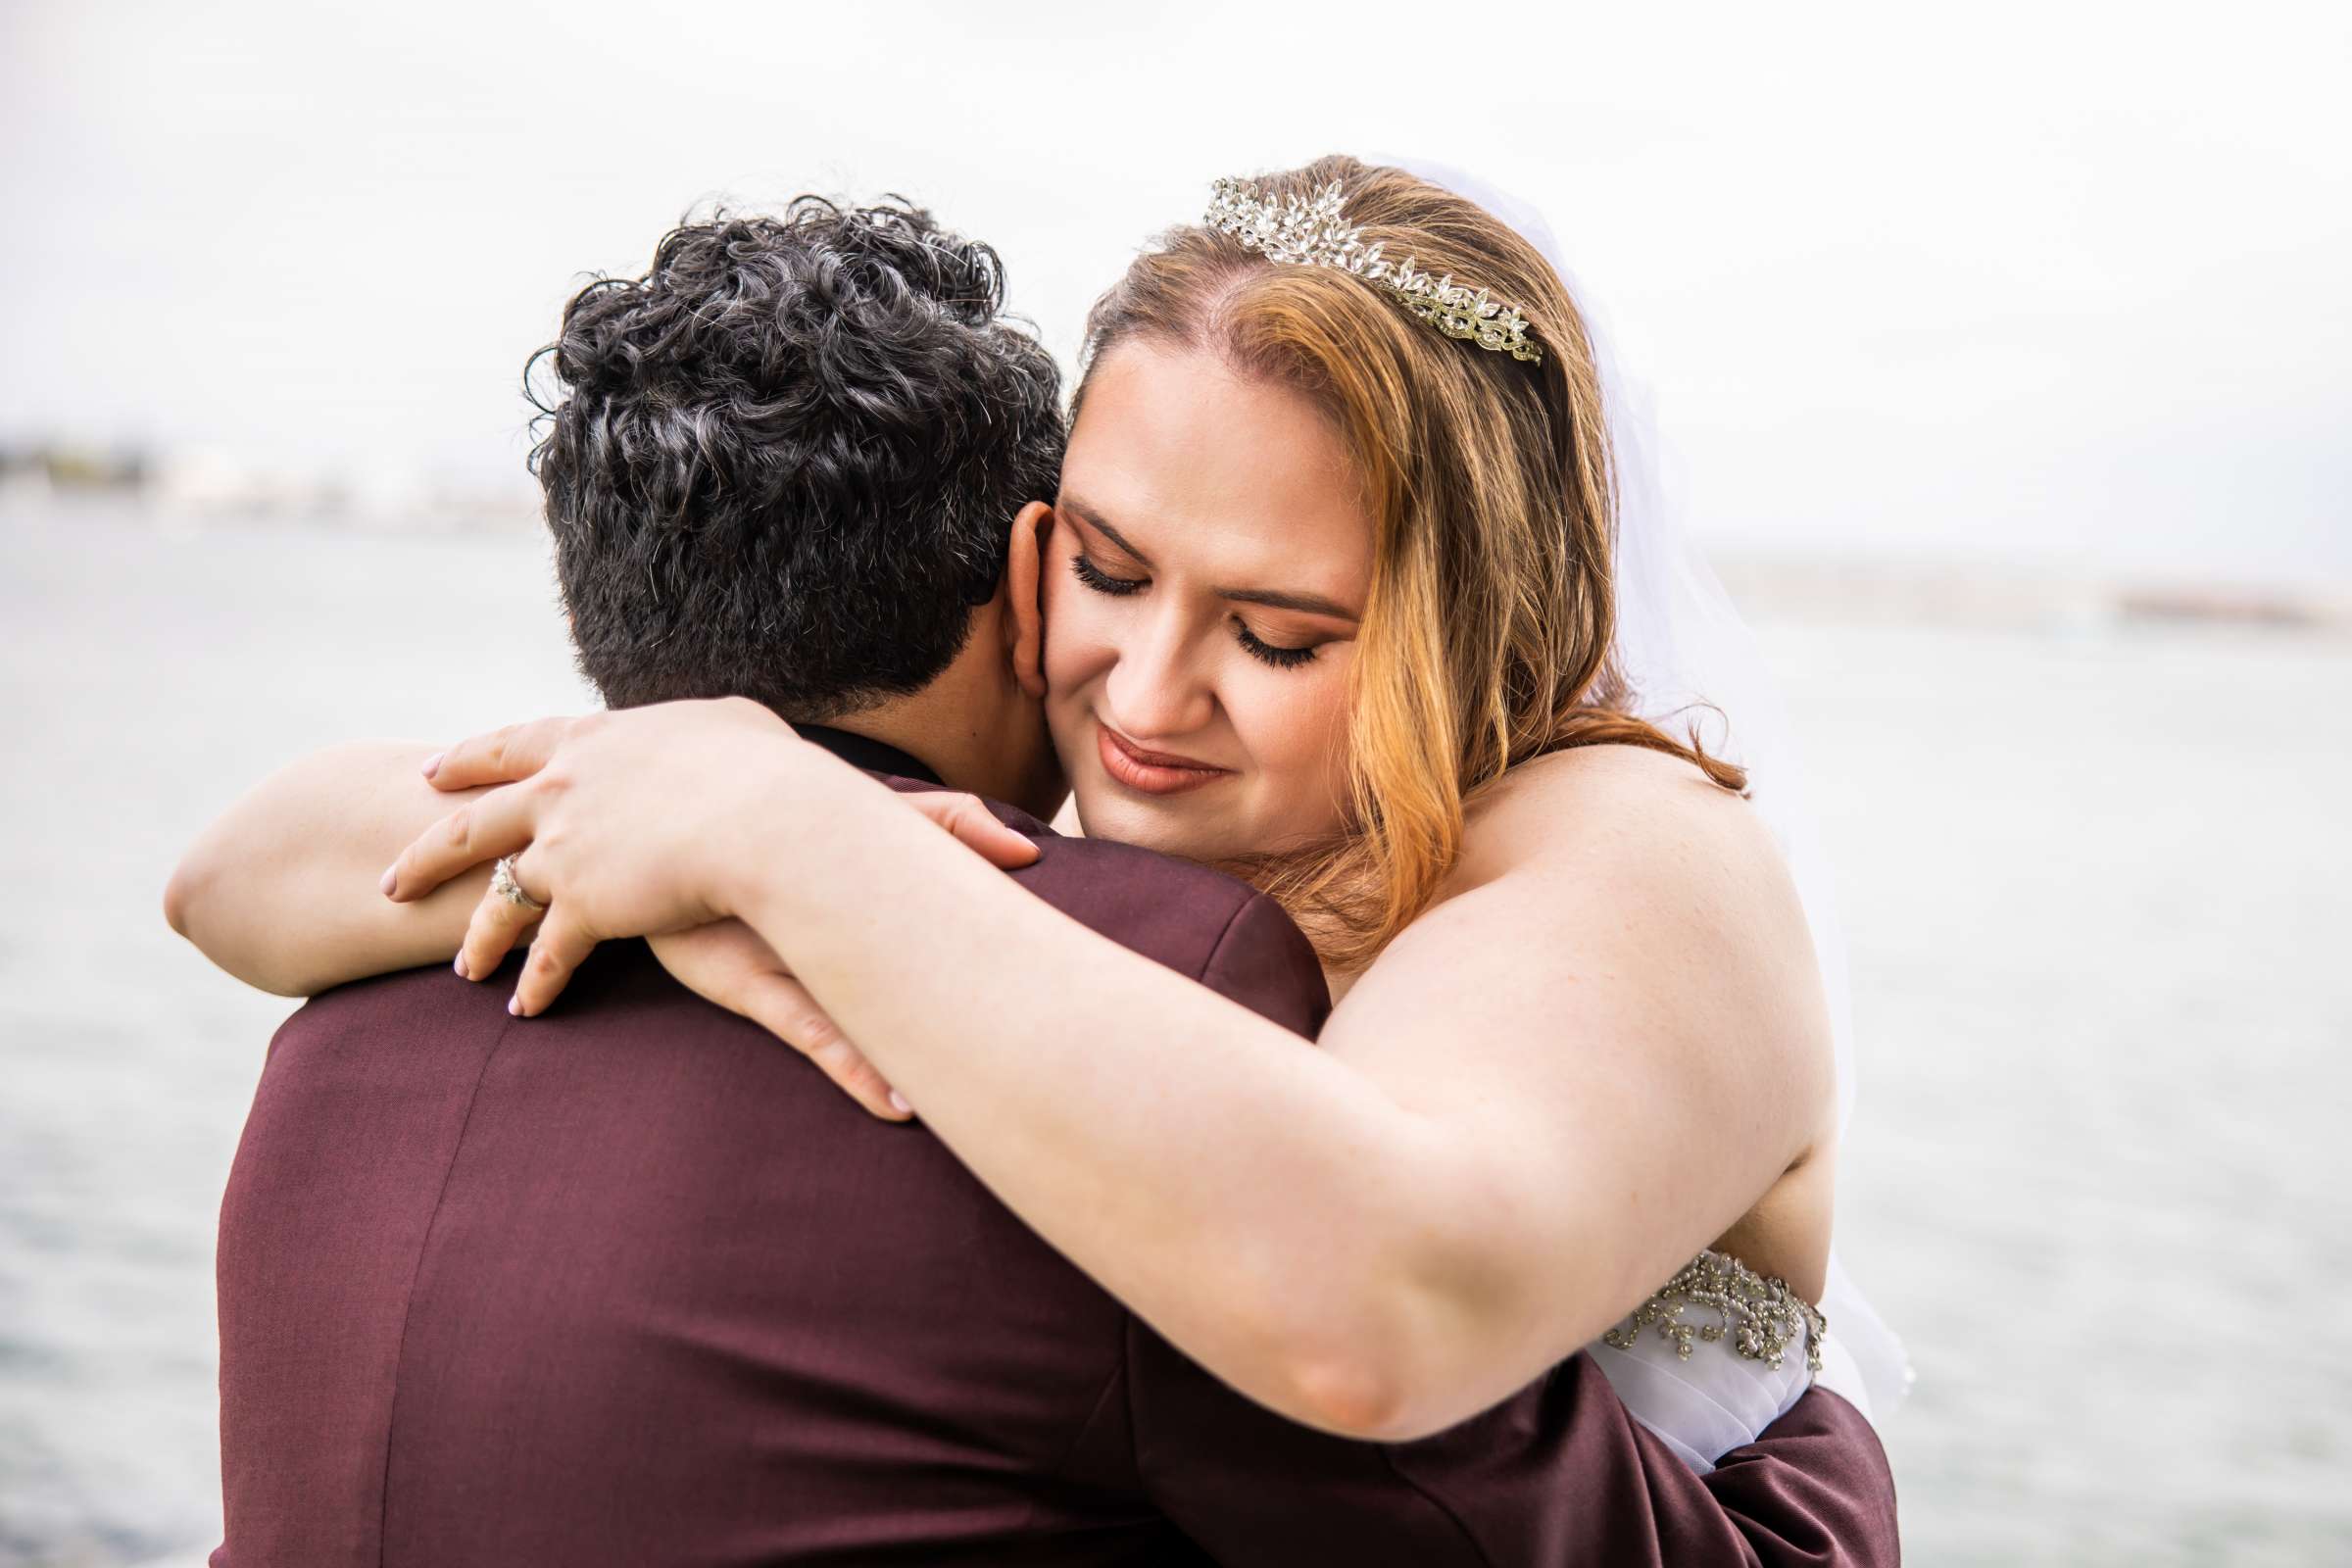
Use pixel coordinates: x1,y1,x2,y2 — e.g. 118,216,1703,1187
8,455,2346,641
1712,556,2352,638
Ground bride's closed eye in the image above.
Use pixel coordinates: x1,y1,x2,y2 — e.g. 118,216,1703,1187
1069,552,1144,597
1071,551,1322,670
1234,622,1318,668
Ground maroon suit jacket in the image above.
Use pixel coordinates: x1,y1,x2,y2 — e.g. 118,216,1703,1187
216,727,1897,1565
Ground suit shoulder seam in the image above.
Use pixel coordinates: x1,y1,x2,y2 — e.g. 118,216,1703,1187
1196,885,1264,983
372,1003,521,1563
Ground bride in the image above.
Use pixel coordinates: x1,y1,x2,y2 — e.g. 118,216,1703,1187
172,154,1905,1469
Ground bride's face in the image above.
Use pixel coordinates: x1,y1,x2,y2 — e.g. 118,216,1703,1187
1040,340,1371,864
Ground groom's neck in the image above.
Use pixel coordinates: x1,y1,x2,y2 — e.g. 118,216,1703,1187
824,698,1063,822
809,602,1065,821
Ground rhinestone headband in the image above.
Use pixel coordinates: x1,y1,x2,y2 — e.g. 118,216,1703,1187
1202,176,1543,365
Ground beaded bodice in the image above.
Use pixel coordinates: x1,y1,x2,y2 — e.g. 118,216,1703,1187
1586,1248,1831,1474
1600,1249,1827,1376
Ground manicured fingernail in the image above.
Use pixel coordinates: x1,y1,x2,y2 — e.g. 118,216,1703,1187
888,1091,911,1115
420,752,443,779
379,865,397,896
453,955,468,980
508,996,522,1015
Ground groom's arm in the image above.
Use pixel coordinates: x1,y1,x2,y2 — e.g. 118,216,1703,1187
1129,1338,1897,1567
1702,1388,1901,1564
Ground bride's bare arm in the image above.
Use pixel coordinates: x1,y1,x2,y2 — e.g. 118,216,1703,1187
387,707,1836,1444
165,742,506,995
714,747,1832,1443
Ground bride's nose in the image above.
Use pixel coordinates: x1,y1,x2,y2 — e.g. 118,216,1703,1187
1104,603,1216,741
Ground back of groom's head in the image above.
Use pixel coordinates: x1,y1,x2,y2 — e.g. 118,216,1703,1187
527,198,1064,720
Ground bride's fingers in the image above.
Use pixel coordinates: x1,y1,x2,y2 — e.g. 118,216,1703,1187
422,714,584,792
383,784,538,902
904,791,1042,870
732,970,911,1123
453,873,541,983
508,908,601,1017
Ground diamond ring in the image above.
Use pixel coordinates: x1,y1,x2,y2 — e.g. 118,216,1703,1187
490,856,547,915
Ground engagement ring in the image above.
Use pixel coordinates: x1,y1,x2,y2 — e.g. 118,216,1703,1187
490,856,546,915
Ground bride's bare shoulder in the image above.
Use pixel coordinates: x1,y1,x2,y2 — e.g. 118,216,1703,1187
1455,742,1780,890
1440,744,1830,1101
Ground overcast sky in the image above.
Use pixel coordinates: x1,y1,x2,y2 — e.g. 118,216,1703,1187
4,0,2345,583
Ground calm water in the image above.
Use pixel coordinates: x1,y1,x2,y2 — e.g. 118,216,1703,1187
3,506,2347,1565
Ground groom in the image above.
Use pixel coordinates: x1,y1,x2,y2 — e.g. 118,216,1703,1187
197,199,1897,1563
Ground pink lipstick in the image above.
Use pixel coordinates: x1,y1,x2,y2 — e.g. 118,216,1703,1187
1096,722,1233,797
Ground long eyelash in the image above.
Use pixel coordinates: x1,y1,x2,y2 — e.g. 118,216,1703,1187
1070,550,1312,667
1070,553,1144,597
1236,621,1318,669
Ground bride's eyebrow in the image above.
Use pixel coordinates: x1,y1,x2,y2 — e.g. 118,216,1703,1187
1058,495,1153,565
1222,584,1359,622
1058,493,1360,623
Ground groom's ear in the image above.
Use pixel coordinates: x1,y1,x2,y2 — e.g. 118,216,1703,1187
1005,500,1054,700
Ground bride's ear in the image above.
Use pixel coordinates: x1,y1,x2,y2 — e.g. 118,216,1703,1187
1005,500,1054,700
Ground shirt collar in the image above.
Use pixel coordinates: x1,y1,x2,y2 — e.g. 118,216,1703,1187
788,723,944,787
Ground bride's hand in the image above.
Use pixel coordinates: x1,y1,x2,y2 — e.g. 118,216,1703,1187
382,696,1039,1015
649,920,913,1124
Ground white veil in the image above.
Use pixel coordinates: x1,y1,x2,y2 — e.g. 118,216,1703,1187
1379,155,1914,1423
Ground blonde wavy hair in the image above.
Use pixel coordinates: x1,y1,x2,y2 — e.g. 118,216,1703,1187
1073,155,1744,971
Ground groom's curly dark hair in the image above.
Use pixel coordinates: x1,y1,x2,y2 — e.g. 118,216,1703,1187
526,197,1065,719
